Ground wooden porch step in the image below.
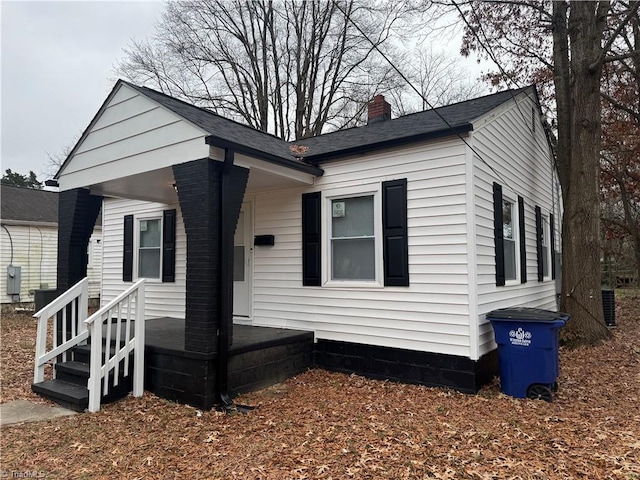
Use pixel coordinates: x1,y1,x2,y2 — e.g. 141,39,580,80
71,344,124,364
34,355,135,411
55,360,90,386
32,379,88,412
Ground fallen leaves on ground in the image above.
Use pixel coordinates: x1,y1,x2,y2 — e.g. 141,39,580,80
1,296,639,479
1,312,55,405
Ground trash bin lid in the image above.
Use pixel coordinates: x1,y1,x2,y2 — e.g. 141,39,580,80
486,307,568,322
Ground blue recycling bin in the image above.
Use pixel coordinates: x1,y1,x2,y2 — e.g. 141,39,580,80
487,307,568,401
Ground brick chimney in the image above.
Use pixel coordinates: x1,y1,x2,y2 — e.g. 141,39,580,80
367,95,391,124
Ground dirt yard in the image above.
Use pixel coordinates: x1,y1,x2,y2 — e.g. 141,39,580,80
1,297,639,479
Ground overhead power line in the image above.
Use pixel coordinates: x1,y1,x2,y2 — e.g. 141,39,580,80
452,0,558,166
332,0,557,215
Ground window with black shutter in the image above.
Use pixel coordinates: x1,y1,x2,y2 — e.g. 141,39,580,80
123,209,177,282
302,178,409,288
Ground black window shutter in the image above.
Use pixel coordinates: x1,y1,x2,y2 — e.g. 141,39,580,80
123,215,134,282
302,192,321,286
382,179,409,286
550,213,556,280
162,209,176,282
518,196,527,284
493,183,505,286
535,206,543,281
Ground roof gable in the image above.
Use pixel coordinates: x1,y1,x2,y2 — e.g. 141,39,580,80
56,81,208,180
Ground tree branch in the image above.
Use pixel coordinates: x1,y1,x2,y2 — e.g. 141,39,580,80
603,48,640,64
591,1,640,71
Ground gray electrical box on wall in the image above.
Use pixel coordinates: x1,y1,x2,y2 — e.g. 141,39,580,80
7,265,21,300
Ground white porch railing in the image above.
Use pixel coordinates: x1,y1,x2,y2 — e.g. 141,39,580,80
34,278,90,384
33,277,146,413
86,279,145,412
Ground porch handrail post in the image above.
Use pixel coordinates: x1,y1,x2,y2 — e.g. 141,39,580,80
87,318,103,413
133,280,146,397
34,315,48,384
78,279,89,334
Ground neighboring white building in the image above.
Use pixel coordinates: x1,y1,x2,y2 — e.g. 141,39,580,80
49,80,560,407
1,184,102,306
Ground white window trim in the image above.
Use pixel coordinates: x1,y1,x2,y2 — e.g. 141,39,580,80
322,185,383,288
503,195,520,286
542,213,551,280
134,215,163,282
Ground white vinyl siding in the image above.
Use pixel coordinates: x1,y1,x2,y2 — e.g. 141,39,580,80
1,224,102,303
471,93,558,357
249,138,473,358
101,198,186,319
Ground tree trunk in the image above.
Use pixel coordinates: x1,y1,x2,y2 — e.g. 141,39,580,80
557,1,612,346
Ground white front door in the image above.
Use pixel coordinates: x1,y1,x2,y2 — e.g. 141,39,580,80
233,202,252,319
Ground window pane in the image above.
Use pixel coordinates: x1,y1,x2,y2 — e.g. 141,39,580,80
234,245,245,282
140,219,161,247
504,239,516,280
139,249,160,278
542,246,549,277
332,196,374,237
503,201,513,240
332,238,375,280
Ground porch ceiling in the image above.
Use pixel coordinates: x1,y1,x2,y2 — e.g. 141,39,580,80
88,162,313,204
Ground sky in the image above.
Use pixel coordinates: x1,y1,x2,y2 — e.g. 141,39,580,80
0,1,486,183
1,0,166,180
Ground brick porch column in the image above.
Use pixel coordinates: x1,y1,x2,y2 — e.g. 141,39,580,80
173,158,249,354
57,188,103,291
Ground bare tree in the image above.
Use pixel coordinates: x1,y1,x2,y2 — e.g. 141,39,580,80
116,0,425,141
44,140,76,180
388,46,486,116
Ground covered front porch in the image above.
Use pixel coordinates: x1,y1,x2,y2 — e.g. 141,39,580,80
40,80,324,411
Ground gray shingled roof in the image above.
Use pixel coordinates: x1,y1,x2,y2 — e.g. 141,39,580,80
123,81,296,162
123,80,530,166
297,87,530,161
1,185,58,224
1,185,102,227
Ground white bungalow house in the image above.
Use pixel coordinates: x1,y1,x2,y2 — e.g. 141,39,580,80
32,80,560,411
1,185,102,308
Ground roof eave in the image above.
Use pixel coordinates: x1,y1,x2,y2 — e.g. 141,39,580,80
304,124,474,163
205,135,324,176
1,219,58,228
